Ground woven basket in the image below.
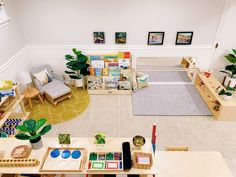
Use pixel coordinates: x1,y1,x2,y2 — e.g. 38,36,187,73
133,152,153,169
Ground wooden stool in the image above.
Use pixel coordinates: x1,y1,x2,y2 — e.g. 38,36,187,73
24,87,43,109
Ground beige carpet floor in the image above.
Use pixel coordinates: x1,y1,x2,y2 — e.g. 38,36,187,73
45,95,236,177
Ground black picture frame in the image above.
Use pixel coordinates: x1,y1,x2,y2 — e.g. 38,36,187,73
93,32,105,44
147,32,165,45
175,31,193,45
115,32,127,44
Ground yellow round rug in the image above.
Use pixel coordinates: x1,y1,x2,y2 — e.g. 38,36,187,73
26,87,90,125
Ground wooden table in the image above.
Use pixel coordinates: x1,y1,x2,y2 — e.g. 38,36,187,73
24,87,43,109
0,138,233,177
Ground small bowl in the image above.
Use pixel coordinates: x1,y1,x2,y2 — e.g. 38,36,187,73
133,135,146,148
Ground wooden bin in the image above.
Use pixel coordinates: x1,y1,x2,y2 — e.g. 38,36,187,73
0,96,17,112
133,152,153,169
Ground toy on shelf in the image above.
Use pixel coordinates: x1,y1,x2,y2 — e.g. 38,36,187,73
133,152,153,169
40,147,87,172
0,158,39,167
11,145,31,159
88,152,123,171
0,118,23,135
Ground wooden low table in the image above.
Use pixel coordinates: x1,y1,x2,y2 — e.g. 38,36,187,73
24,87,43,109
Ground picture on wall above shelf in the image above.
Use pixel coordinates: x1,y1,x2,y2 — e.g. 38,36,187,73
147,32,165,45
94,32,105,44
176,31,193,45
115,32,127,44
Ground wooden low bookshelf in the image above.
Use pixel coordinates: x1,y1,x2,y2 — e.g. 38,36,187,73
194,72,236,121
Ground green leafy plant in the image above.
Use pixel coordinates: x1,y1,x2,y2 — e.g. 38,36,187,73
220,49,236,78
218,86,235,96
65,48,90,79
15,118,51,141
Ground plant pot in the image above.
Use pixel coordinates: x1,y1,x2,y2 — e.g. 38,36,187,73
222,94,233,101
30,136,43,150
75,78,84,88
224,76,236,88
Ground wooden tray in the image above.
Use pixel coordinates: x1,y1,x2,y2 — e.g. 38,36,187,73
87,151,123,172
0,96,16,112
39,147,87,172
133,152,153,169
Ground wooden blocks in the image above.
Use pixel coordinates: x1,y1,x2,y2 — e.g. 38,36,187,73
0,158,39,167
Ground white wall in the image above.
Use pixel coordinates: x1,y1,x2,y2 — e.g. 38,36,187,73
16,0,225,46
0,0,25,66
211,0,236,80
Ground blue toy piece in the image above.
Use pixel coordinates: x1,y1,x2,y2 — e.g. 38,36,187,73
71,150,81,159
61,150,71,159
50,149,60,158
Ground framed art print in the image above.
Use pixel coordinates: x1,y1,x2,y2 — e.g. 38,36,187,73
115,32,126,44
94,32,105,44
176,31,193,45
147,32,165,45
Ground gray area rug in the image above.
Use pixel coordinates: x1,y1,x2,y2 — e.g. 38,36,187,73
144,71,191,82
132,85,212,116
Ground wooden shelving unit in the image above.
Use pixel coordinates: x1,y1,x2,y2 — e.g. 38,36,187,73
194,72,236,121
181,57,198,80
0,85,29,137
87,53,134,95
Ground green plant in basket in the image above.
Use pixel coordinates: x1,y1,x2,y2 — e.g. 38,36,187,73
15,118,52,149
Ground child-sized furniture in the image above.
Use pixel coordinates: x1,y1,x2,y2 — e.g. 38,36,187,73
0,85,29,137
24,87,43,109
87,52,135,95
30,65,72,105
195,72,236,121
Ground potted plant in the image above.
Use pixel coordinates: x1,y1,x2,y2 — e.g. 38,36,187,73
218,86,235,101
220,49,236,87
65,48,90,88
15,118,52,150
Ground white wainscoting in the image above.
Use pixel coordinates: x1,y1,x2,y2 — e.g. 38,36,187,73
29,45,214,72
0,45,31,81
0,45,214,82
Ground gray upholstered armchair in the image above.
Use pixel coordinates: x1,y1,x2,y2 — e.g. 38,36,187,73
30,65,71,105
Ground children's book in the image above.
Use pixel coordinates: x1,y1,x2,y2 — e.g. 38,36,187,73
95,68,102,76
102,68,109,76
91,60,104,68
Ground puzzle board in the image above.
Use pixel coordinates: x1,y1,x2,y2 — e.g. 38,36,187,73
87,152,123,171
40,147,86,172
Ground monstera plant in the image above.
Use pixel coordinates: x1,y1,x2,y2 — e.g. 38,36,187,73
15,118,51,150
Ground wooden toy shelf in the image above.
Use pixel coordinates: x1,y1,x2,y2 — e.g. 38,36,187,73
194,72,236,121
0,85,30,137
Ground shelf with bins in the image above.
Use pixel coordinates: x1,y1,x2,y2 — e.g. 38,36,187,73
181,57,198,80
194,72,236,121
87,52,134,95
0,85,29,137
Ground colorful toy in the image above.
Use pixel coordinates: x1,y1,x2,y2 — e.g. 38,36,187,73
0,118,22,135
40,147,86,172
88,152,123,171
